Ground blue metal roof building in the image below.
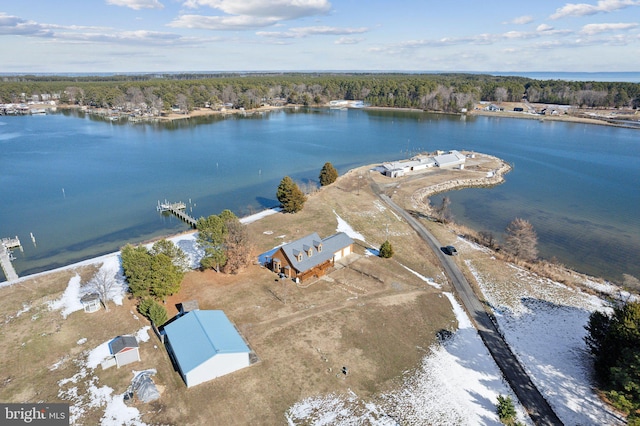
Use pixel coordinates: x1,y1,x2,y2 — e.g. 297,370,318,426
164,310,251,388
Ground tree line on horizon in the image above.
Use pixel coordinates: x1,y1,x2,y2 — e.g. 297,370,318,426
1,73,639,113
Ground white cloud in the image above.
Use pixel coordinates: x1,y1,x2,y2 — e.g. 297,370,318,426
551,0,640,19
335,37,363,45
170,14,278,30
257,25,368,39
580,22,639,34
182,0,331,20
504,15,534,25
106,0,164,10
0,13,53,37
536,23,555,32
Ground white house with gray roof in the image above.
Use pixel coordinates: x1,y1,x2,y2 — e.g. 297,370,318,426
269,232,354,282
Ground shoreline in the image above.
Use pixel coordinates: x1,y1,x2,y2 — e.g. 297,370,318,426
0,207,282,287
1,155,513,286
54,102,639,130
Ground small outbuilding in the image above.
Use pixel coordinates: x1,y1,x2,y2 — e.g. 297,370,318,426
164,310,251,388
108,335,140,368
80,292,101,313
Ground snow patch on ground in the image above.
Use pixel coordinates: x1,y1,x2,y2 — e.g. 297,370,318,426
400,265,441,289
48,274,84,318
467,260,625,425
58,328,152,425
86,341,112,370
365,248,379,257
240,207,281,224
456,235,493,254
95,256,127,306
334,211,367,243
166,232,204,270
135,326,151,343
286,292,529,425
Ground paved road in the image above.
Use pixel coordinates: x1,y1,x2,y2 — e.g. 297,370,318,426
379,194,563,426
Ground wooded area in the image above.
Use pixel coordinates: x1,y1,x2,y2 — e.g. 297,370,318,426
1,73,639,113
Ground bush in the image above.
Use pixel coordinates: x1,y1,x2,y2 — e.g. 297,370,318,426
138,298,168,326
496,395,518,425
379,240,394,258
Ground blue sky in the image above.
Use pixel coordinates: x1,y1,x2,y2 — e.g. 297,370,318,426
1,0,639,73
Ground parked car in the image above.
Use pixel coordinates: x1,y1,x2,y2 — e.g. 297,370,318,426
442,245,458,256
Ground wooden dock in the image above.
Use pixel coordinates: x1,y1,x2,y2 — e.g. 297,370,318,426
0,237,21,282
157,200,197,228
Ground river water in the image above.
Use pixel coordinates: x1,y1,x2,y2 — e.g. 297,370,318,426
1,109,638,283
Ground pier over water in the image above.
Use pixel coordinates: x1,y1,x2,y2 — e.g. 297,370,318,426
0,237,21,282
157,200,197,228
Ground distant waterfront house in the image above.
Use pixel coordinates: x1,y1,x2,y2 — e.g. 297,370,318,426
164,310,251,388
107,335,140,368
269,232,354,282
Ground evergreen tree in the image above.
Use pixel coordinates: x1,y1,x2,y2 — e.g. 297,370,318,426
496,395,518,425
276,176,307,213
379,240,394,258
585,301,640,421
319,162,339,186
150,239,189,272
121,244,184,300
147,301,168,326
138,298,168,326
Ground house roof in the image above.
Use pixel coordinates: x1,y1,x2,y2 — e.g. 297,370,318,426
109,335,138,355
164,310,250,374
434,150,465,166
279,232,354,273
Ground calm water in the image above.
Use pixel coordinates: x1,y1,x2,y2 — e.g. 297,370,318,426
1,109,638,283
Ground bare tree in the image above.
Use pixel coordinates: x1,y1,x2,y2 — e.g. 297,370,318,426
494,87,508,102
433,196,453,223
479,231,495,248
504,218,538,261
87,268,118,311
223,220,253,274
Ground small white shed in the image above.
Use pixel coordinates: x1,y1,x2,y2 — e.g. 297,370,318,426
108,335,140,368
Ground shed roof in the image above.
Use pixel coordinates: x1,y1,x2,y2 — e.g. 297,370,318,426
109,335,138,355
80,292,100,303
164,310,250,374
280,232,353,273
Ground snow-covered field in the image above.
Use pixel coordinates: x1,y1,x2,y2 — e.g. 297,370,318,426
465,259,625,426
